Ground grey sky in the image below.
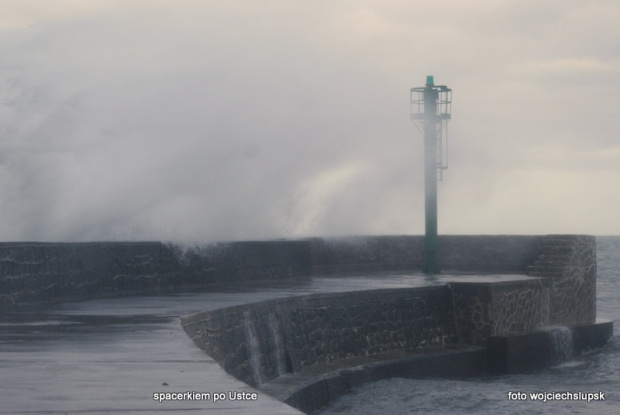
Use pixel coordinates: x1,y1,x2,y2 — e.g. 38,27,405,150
1,0,619,242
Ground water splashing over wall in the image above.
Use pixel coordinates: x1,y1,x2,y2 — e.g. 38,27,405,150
243,311,264,386
538,279,551,328
546,326,574,365
268,313,286,376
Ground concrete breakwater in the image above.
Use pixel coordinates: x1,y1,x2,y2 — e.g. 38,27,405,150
179,234,612,413
0,234,612,412
181,284,611,413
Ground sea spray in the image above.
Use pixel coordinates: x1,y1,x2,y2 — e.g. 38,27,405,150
546,326,574,365
268,312,286,376
243,311,264,386
537,279,551,328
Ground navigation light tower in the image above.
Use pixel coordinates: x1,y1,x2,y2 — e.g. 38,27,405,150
410,75,452,274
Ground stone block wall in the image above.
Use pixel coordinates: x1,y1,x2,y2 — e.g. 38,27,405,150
308,236,424,275
0,240,311,306
439,235,545,272
447,234,597,346
450,278,549,345
0,234,597,329
309,235,545,275
180,234,599,394
527,235,597,326
181,286,458,387
0,242,168,305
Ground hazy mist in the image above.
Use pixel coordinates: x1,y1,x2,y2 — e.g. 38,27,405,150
2,1,620,242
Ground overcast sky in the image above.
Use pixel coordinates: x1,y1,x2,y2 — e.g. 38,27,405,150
1,0,619,242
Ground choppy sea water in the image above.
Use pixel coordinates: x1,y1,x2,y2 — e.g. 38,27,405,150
318,236,620,415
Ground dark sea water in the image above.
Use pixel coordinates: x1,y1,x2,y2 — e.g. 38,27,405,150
318,236,620,415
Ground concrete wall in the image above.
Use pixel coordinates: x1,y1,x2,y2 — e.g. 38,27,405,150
1,235,546,307
449,235,596,346
310,235,545,275
0,234,605,412
179,234,603,412
181,286,459,388
450,277,550,346
487,321,613,374
279,347,487,414
526,235,597,326
0,235,596,331
0,240,311,306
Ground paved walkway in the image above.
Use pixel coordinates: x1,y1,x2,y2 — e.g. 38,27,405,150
1,291,307,414
0,274,521,414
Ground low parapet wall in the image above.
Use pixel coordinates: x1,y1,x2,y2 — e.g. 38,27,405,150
0,240,311,306
309,235,545,275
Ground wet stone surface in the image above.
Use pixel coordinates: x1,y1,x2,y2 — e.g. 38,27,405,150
0,275,433,414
